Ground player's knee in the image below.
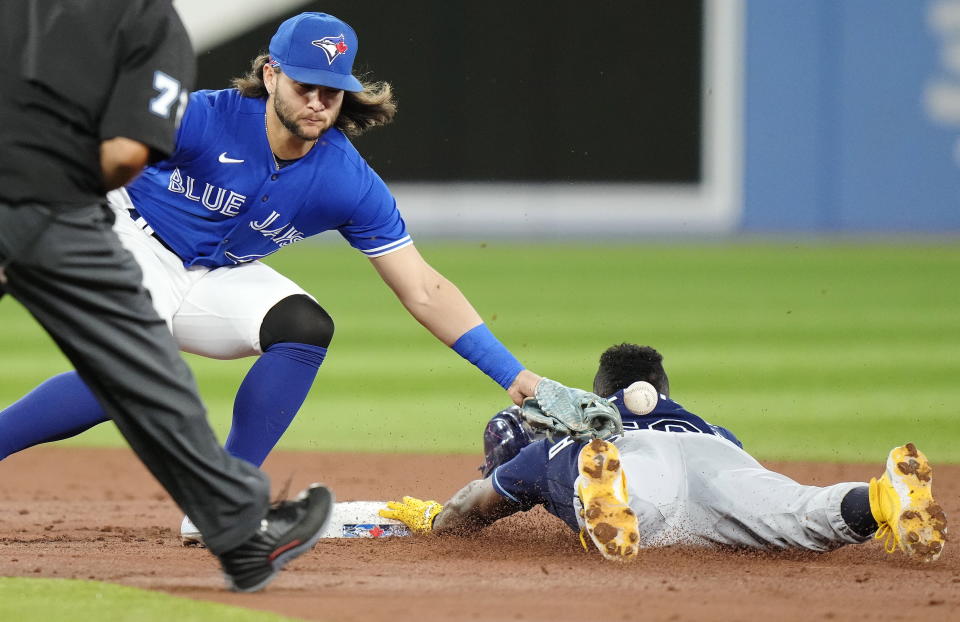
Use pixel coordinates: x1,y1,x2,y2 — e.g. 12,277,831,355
260,294,335,350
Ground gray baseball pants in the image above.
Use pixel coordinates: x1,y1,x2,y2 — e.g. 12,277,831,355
614,432,871,551
0,202,269,555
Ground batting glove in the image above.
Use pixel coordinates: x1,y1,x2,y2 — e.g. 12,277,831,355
379,496,443,534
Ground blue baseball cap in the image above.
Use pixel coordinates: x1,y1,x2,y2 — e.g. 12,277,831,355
268,12,363,92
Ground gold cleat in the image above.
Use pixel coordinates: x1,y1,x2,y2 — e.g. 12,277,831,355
869,443,948,562
575,438,640,561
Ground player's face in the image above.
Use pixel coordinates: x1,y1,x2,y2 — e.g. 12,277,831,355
271,72,344,142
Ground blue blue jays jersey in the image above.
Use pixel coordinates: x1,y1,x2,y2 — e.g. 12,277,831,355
607,390,742,448
126,89,411,268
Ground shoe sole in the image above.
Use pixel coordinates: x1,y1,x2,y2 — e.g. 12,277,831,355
886,443,948,562
180,530,205,547
225,484,336,593
576,438,639,561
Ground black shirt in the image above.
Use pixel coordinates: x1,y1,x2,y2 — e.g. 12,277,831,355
0,0,195,208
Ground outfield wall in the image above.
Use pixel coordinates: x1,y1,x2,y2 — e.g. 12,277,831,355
742,0,960,232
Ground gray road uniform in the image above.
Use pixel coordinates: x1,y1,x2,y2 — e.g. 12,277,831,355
492,428,870,552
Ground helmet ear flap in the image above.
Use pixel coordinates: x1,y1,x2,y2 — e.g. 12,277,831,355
480,406,536,478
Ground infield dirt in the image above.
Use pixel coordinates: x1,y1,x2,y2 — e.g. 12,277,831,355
1,447,958,621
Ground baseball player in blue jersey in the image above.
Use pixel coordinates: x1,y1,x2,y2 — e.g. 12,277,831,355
381,344,948,563
0,12,541,540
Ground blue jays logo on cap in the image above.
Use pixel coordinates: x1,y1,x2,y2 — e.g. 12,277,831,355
312,35,349,65
269,12,363,92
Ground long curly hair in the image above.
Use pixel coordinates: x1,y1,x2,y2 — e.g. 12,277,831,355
232,53,397,138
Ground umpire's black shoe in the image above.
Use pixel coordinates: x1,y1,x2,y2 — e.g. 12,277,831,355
219,483,334,592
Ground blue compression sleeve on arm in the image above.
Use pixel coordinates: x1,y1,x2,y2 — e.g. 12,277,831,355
451,324,524,390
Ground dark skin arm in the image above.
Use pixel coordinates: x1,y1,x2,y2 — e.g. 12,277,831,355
433,478,520,534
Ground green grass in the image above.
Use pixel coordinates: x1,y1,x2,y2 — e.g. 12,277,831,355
1,240,958,462
0,578,300,621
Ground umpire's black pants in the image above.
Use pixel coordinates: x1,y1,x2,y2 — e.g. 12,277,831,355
0,202,269,555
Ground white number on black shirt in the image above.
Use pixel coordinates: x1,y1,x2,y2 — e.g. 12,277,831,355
150,71,181,119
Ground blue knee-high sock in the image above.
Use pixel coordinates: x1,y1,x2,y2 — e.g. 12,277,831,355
0,371,109,459
224,342,326,467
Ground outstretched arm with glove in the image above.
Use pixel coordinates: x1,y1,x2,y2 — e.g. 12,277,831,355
379,478,517,535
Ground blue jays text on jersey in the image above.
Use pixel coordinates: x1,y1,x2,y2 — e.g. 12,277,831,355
126,89,412,268
489,392,741,531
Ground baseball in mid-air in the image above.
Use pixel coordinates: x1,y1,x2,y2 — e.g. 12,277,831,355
622,380,659,415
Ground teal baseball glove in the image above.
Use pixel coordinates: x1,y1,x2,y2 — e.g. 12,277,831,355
520,378,623,441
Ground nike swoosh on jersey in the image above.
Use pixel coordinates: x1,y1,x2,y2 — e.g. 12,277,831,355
218,152,244,164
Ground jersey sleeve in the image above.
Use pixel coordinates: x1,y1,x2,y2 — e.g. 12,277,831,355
337,167,412,257
710,424,744,448
159,90,220,166
489,440,551,510
98,0,195,161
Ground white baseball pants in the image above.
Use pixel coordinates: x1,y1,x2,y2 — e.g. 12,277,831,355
108,189,312,359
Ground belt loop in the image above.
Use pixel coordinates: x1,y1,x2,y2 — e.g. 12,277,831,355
126,207,180,259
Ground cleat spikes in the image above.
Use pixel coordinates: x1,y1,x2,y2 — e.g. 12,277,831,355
576,439,640,562
869,444,947,562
